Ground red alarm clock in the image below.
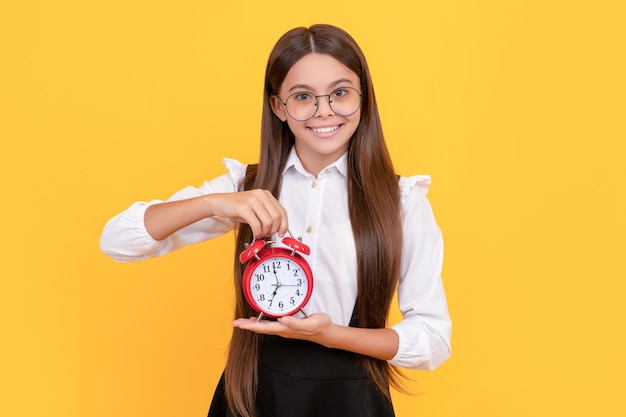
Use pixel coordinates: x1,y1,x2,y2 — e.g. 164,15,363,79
239,234,313,321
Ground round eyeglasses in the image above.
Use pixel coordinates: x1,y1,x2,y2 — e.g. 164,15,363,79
276,87,362,121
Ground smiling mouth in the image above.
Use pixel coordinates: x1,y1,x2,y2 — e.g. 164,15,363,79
311,125,340,134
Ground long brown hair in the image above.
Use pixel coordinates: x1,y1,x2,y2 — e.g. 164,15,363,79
224,24,403,417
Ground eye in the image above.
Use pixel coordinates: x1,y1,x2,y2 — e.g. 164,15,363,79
332,88,349,97
292,92,314,101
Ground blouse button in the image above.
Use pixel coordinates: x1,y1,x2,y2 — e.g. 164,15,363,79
306,226,313,233
311,182,317,188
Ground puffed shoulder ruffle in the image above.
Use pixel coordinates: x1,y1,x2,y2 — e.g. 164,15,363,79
399,175,431,200
222,158,247,187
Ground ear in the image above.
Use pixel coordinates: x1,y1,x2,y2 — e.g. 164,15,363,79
270,96,288,122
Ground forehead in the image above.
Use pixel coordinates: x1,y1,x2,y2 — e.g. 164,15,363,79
280,53,360,93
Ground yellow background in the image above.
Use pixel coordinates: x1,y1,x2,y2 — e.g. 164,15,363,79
2,1,625,416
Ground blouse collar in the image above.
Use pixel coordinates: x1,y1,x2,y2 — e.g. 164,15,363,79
282,147,348,177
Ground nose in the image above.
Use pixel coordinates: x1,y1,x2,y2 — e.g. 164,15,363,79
315,95,335,117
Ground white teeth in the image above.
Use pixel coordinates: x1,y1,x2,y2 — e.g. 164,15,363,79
312,126,339,134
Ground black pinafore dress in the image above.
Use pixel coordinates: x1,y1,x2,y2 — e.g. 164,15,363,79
207,312,395,417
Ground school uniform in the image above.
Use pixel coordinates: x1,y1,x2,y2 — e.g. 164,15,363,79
100,147,451,416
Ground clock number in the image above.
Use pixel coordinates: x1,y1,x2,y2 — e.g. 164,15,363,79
293,269,299,277
254,283,260,291
272,261,281,269
290,297,295,305
263,265,271,273
278,301,284,309
259,294,265,301
255,274,265,281
297,278,303,286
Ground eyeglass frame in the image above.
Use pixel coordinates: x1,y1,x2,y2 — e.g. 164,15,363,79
274,87,362,121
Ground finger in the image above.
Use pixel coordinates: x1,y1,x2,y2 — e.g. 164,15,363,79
235,191,272,238
278,316,310,332
249,191,288,238
243,198,277,238
277,316,292,326
232,318,256,329
258,191,289,237
237,205,264,238
256,190,288,237
233,320,284,335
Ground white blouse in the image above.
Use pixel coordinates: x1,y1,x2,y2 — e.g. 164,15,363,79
100,149,451,370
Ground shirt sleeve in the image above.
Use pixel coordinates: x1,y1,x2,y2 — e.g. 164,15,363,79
388,175,452,370
99,158,247,262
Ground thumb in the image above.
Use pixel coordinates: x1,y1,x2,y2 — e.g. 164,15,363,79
278,316,297,327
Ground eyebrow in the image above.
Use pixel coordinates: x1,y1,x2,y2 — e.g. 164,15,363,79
288,78,355,92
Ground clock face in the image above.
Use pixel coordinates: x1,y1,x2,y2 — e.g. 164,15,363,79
244,252,312,317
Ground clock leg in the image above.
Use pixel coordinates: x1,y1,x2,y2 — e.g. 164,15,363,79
256,312,265,322
300,308,309,318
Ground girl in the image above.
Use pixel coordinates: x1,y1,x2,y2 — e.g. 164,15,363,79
100,24,451,417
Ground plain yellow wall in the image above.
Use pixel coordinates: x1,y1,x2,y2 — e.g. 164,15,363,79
2,1,625,416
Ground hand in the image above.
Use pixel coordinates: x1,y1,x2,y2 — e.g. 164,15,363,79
232,313,333,342
208,189,288,238
233,313,400,360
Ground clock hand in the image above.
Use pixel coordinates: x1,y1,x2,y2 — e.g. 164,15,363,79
268,279,281,306
272,265,281,285
269,265,284,297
